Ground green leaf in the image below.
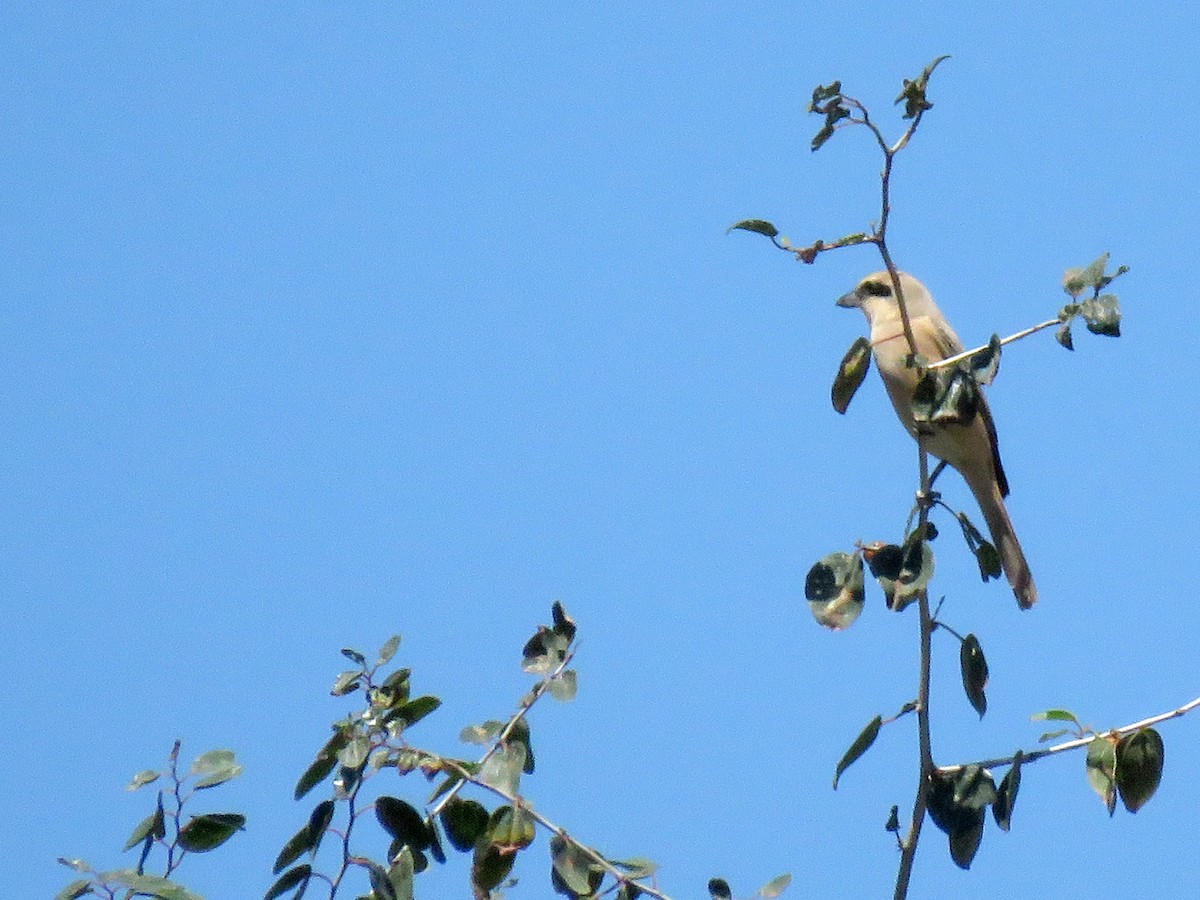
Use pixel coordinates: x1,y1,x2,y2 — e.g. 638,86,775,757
460,721,505,745
386,847,416,900
1081,294,1121,337
708,878,733,900
366,859,398,900
127,769,162,791
377,634,402,666
330,670,363,697
123,801,166,851
441,799,490,853
338,734,371,770
727,219,779,239
106,871,200,900
959,634,989,719
968,334,1002,386
479,742,527,795
294,727,350,800
1116,728,1164,813
805,551,865,630
758,872,792,897
177,813,246,852
487,804,536,850
522,627,571,674
895,55,950,119
1086,735,1119,816
387,695,442,730
611,856,658,879
833,715,882,789
340,647,367,666
958,513,1002,583
550,834,602,895
1032,708,1082,725
926,766,990,870
993,751,1022,831
191,749,244,789
273,800,334,874
831,336,872,415
1056,322,1075,350
913,367,981,427
375,796,432,849
263,864,311,900
548,669,578,702
55,880,93,900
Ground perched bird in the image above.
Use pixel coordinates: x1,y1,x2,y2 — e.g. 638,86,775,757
837,271,1037,608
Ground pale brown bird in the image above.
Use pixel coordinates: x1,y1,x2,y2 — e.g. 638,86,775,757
837,271,1037,608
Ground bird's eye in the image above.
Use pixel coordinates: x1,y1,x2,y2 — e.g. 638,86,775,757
862,279,892,297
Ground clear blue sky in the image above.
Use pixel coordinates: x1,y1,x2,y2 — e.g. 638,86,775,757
5,4,1198,898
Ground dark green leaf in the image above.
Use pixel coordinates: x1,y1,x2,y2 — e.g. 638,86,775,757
1116,728,1164,813
885,806,900,833
263,864,311,900
1056,322,1075,350
551,601,577,642
472,841,517,895
1086,736,1119,816
441,799,490,853
726,219,779,239
708,878,733,900
895,55,950,119
340,647,367,666
948,808,985,870
375,797,432,850
968,334,1002,386
958,513,1002,583
993,751,1022,831
510,718,536,774
294,728,350,801
805,551,865,630
177,813,245,853
832,336,872,415
384,695,442,731
833,715,882,789
913,367,980,427
960,634,989,718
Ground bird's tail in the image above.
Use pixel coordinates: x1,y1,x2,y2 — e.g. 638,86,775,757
971,474,1037,609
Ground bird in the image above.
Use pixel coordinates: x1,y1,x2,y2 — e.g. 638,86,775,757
836,270,1037,608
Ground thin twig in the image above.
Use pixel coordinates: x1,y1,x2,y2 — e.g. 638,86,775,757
426,647,576,822
944,695,1200,773
441,758,672,900
926,318,1062,371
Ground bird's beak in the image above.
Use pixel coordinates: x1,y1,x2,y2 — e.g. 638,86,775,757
836,288,861,309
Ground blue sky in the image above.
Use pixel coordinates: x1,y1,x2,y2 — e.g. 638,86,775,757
5,4,1198,898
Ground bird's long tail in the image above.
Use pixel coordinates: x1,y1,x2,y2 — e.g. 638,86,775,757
970,474,1037,609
